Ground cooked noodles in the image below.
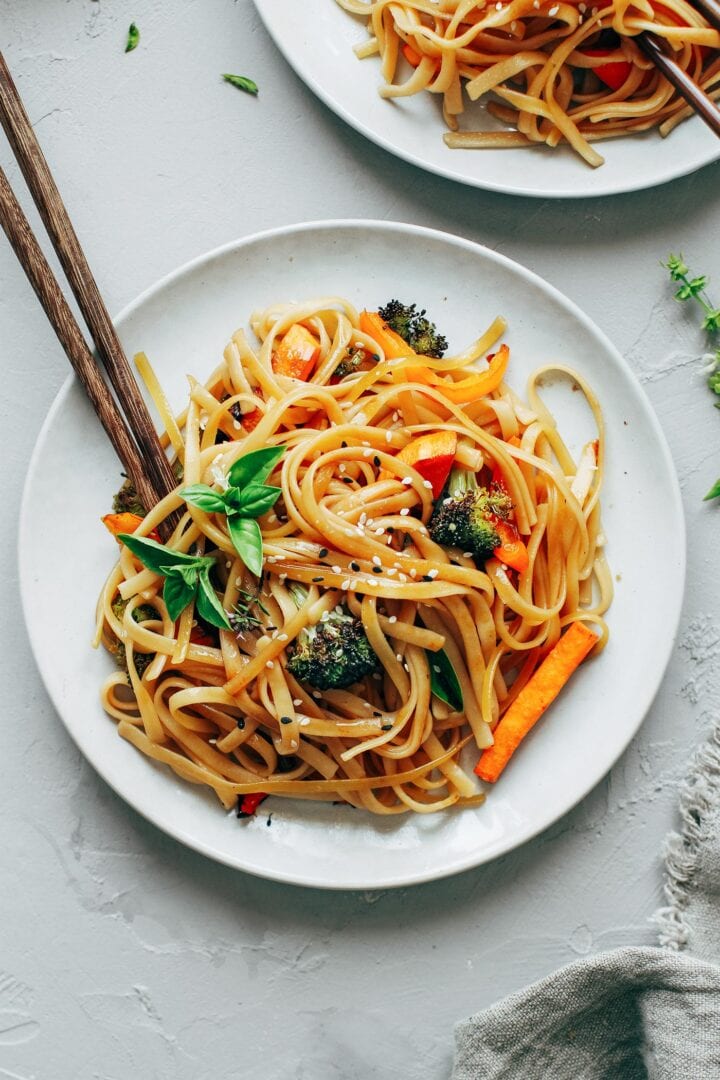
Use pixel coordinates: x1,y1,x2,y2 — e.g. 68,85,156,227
336,0,720,167
95,297,611,816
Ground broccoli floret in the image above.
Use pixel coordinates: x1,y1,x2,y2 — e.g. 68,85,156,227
334,345,379,380
378,299,448,359
109,596,157,679
285,583,379,690
429,468,512,561
113,477,147,517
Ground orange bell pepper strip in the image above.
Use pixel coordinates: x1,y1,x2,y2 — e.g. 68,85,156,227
359,311,417,360
240,407,262,433
102,513,161,543
272,323,321,380
492,518,529,574
393,430,457,498
405,344,509,405
475,622,597,783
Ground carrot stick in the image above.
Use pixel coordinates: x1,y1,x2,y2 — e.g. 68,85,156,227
475,621,598,782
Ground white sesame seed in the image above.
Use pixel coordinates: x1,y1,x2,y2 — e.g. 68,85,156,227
279,573,287,581
226,560,232,568
232,419,241,430
363,448,372,458
402,476,413,486
235,576,243,586
375,527,385,536
345,528,355,537
463,552,473,558
266,660,274,669
341,579,351,590
339,463,346,473
293,698,302,706
511,19,517,29
359,513,367,525
433,665,441,673
392,412,400,422
350,579,358,589
422,480,433,490
366,518,374,528
332,565,342,574
388,615,397,624
400,508,410,516
399,573,408,582
385,430,392,443
313,690,322,699
371,556,381,568
548,5,558,13
443,497,453,505
427,569,439,579
387,568,397,576
403,663,409,672
278,633,288,641
495,1,502,8
372,672,382,681
410,568,417,578
396,653,403,662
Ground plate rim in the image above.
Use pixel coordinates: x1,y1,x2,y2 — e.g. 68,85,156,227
253,0,720,199
19,218,687,888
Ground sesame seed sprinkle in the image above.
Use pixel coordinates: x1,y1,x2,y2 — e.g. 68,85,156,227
373,555,382,565
427,568,439,579
400,508,410,516
402,477,413,486
266,660,274,669
388,615,397,624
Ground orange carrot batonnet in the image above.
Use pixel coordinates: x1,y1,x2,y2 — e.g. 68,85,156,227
475,621,598,783
272,323,321,380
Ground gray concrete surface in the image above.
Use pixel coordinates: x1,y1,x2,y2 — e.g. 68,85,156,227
1,2,719,1077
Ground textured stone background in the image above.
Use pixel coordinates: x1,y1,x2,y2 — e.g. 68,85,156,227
1,2,719,1077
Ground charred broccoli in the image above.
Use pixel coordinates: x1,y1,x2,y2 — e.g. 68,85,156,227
334,344,379,380
285,583,379,690
109,596,157,678
429,468,512,562
378,299,448,358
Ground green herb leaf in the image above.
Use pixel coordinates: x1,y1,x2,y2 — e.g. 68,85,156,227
180,484,229,514
704,478,720,501
125,22,140,53
703,310,720,334
163,570,197,621
227,446,285,489
225,482,281,518
164,563,201,589
227,515,264,577
118,533,204,575
428,649,464,712
222,73,258,96
195,568,232,630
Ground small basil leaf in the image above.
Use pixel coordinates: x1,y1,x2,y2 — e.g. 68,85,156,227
163,572,196,622
227,515,263,577
125,22,140,53
181,484,228,514
428,649,464,712
163,563,199,589
227,446,285,489
703,478,720,501
118,533,204,574
222,73,258,96
195,569,232,630
226,482,281,518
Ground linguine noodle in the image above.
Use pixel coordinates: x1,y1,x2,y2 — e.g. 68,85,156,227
95,297,611,816
336,0,720,166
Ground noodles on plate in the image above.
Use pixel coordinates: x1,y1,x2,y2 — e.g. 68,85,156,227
336,0,720,166
95,296,611,816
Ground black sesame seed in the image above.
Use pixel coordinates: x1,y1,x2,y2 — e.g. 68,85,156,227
373,710,382,718
342,476,354,484
372,567,383,574
236,718,246,730
319,548,329,558
422,574,433,582
382,723,393,731
341,441,348,448
373,456,381,467
312,576,324,582
280,716,293,725
349,561,360,572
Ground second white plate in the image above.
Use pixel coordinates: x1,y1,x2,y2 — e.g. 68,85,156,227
20,221,685,888
255,0,720,198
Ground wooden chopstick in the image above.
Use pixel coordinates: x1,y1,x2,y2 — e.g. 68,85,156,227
0,166,165,519
638,32,720,139
0,49,179,517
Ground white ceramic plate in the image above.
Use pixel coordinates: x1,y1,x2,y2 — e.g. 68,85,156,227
20,221,684,888
254,0,720,199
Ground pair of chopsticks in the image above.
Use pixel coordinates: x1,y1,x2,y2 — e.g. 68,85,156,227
0,50,179,535
637,0,720,136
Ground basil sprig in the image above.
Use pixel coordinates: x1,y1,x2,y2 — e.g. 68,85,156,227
428,649,464,712
180,446,285,578
116,534,231,631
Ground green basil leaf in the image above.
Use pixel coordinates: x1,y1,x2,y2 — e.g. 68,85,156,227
195,569,232,630
163,571,196,622
180,484,228,514
227,515,263,577
704,478,720,501
227,446,285,489
163,563,200,589
225,482,281,519
118,533,204,575
222,73,258,96
428,649,464,712
125,22,140,53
